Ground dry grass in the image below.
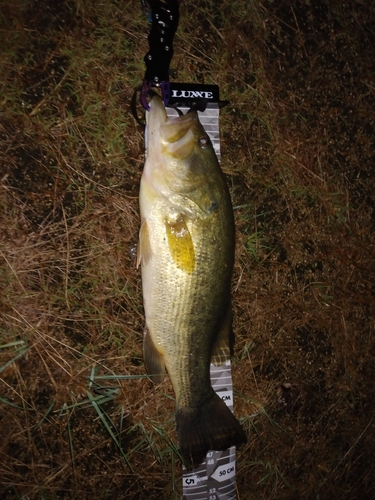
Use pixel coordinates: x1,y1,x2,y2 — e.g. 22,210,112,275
1,0,375,498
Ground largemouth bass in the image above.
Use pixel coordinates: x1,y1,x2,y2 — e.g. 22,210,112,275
138,95,246,467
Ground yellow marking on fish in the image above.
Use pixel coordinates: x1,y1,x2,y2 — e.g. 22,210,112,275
165,215,195,273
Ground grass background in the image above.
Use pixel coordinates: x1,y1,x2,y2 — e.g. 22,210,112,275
1,0,375,498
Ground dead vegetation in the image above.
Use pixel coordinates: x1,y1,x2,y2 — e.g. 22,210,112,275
1,0,375,498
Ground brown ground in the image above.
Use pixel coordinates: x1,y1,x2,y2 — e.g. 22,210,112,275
1,1,375,499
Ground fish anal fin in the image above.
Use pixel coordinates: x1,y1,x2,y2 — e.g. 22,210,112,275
211,304,234,366
176,391,246,469
137,219,152,268
143,325,166,383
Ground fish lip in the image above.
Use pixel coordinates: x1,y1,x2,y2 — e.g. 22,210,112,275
161,112,197,148
147,95,197,150
146,95,168,134
147,94,196,126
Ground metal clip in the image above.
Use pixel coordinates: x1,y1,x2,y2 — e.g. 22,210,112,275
140,80,171,111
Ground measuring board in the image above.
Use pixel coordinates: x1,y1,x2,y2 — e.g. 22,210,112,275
144,101,238,500
182,361,237,500
164,105,238,500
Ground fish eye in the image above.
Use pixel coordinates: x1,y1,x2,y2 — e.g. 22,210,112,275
199,136,209,149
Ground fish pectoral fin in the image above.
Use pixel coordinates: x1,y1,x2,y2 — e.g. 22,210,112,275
143,325,166,383
164,214,195,273
211,303,234,366
137,219,152,268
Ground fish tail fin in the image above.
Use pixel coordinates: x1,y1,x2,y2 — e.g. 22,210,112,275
176,391,246,468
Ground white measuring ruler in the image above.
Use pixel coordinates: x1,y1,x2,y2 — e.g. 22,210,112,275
164,105,238,500
182,361,237,500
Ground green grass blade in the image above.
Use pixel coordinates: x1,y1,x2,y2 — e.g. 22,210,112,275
86,390,133,472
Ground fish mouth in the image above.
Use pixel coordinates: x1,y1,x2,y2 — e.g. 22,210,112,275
147,95,198,158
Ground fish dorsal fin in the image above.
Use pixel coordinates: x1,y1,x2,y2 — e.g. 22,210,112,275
137,219,152,268
143,325,166,383
211,304,234,366
164,214,195,273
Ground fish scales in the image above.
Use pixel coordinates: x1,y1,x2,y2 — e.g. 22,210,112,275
144,203,233,406
138,95,246,467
